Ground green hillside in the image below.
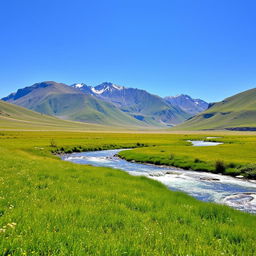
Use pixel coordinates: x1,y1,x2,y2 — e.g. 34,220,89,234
175,88,256,130
3,81,147,127
0,100,115,131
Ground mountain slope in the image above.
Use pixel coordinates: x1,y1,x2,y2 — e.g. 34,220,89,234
0,100,113,131
72,82,191,126
2,81,146,127
175,88,256,130
165,94,208,115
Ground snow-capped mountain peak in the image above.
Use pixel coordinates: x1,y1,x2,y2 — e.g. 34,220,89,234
74,83,85,88
70,82,125,96
93,82,125,94
70,83,95,95
71,83,89,89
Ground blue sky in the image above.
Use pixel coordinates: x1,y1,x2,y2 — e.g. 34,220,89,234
0,0,255,102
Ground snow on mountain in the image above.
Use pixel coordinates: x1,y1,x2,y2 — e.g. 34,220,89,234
73,83,86,88
72,82,124,95
91,87,105,94
70,82,207,123
70,82,191,125
71,83,95,95
94,82,124,93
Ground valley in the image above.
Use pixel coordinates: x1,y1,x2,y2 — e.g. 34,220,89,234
1,2,255,255
1,80,256,256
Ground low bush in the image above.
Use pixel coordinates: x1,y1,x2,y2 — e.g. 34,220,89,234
224,168,241,177
238,164,256,179
215,160,226,173
228,162,237,168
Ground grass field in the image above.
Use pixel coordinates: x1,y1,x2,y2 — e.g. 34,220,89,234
118,135,256,178
0,131,256,255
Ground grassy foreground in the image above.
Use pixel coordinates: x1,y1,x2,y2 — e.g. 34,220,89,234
0,131,256,255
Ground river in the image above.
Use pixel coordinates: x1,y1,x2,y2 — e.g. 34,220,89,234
61,141,256,214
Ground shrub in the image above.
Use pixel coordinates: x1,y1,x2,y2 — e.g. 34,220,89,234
154,160,161,165
227,162,236,168
225,168,241,176
194,158,201,163
215,160,225,173
239,164,256,173
238,164,256,179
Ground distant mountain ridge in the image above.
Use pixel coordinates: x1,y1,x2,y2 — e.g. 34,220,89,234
2,81,208,127
2,81,146,127
165,94,208,115
71,82,207,125
175,88,256,130
71,82,124,96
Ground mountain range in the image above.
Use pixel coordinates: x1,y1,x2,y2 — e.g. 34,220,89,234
165,94,209,115
2,81,208,127
176,88,256,131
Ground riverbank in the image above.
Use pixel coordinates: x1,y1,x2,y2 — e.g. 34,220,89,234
62,149,256,213
117,152,256,181
118,138,256,179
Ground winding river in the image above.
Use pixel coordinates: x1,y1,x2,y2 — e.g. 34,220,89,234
62,141,256,214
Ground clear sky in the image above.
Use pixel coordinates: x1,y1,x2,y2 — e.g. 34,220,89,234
0,0,255,102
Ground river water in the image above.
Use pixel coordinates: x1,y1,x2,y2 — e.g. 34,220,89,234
61,141,256,214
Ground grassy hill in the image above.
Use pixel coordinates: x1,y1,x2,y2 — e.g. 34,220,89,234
2,81,147,128
0,100,117,131
175,88,256,130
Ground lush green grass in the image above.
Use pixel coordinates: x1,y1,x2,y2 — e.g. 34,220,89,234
175,88,256,130
0,131,256,255
119,135,256,178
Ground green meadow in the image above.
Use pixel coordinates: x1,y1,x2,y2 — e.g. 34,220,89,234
0,131,256,255
119,134,256,178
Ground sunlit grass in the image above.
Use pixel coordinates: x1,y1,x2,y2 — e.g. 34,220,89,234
0,131,255,255
119,135,256,178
